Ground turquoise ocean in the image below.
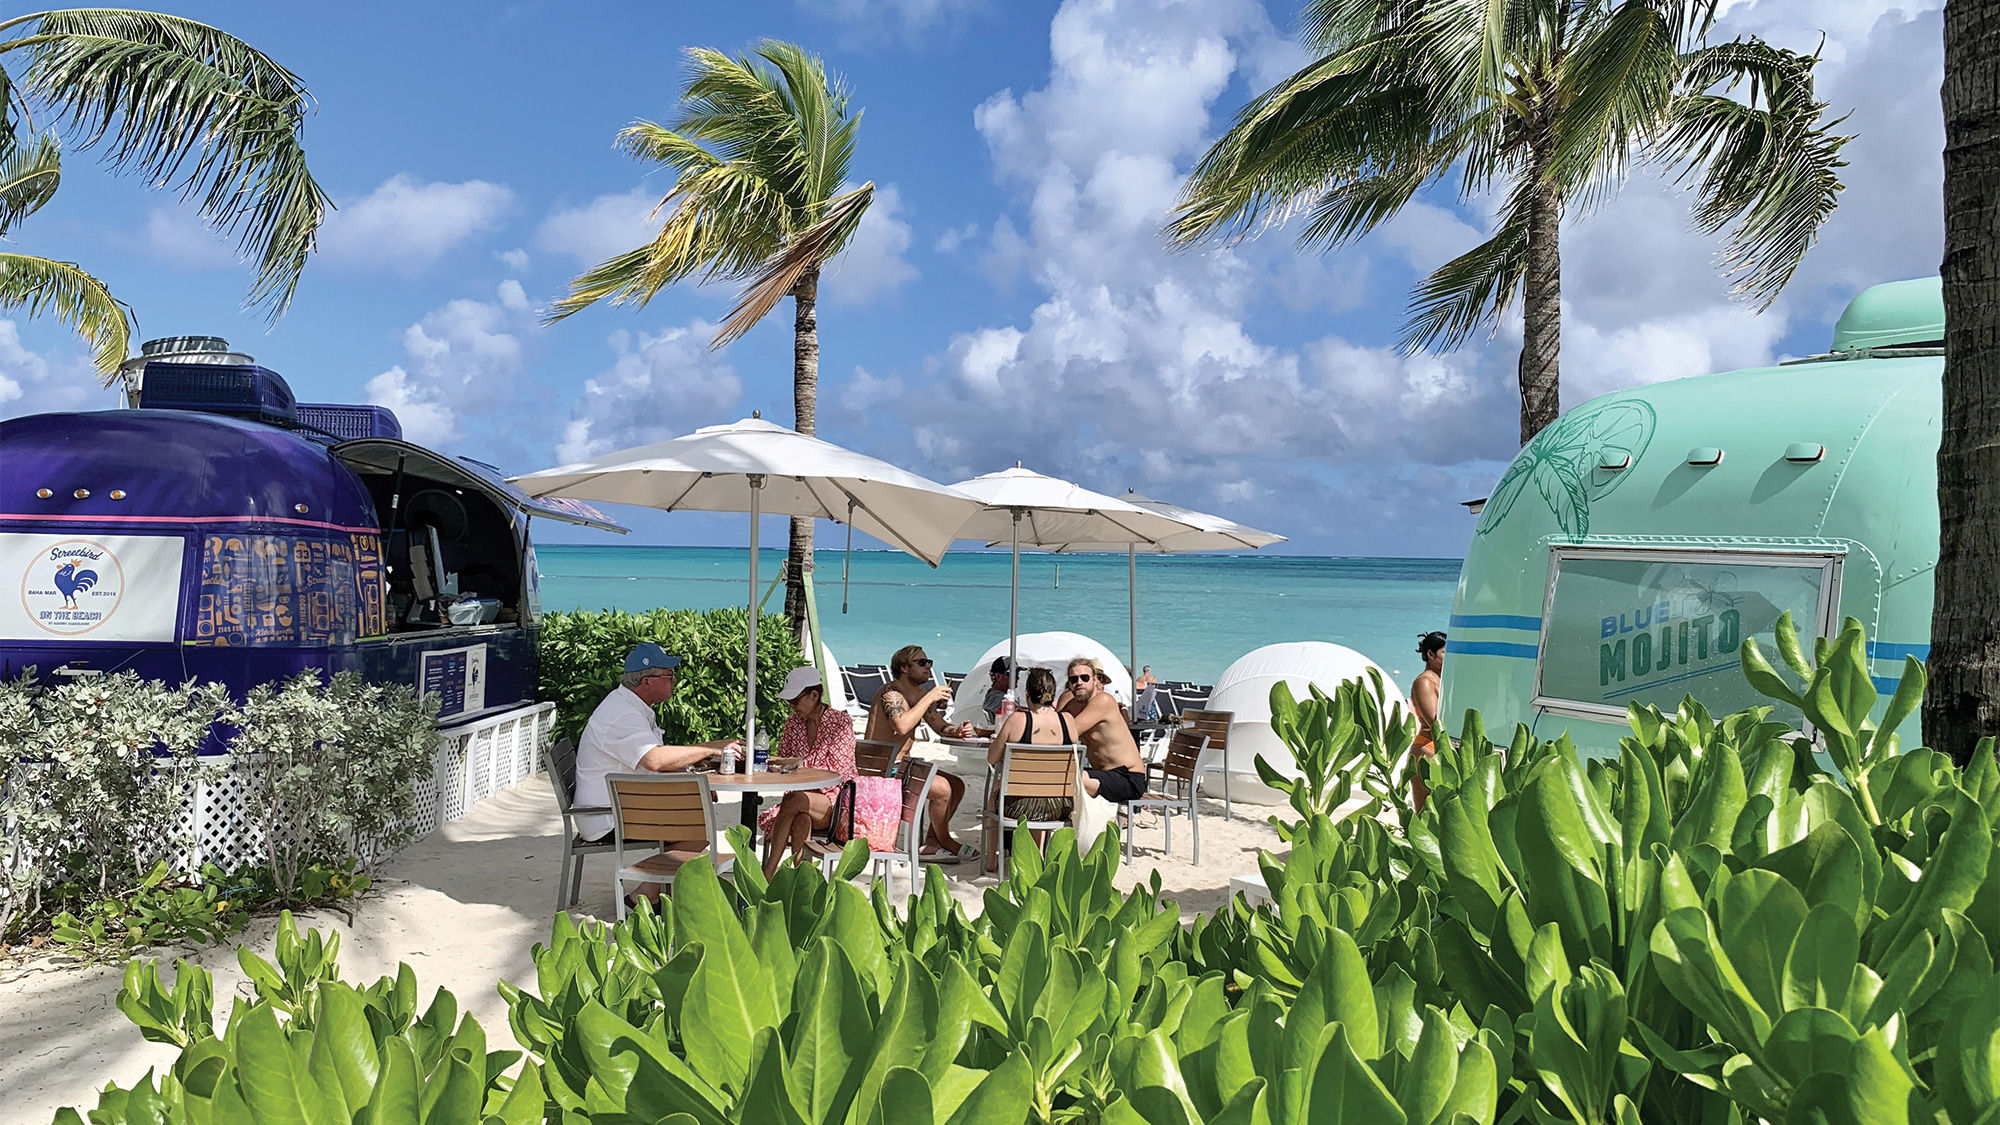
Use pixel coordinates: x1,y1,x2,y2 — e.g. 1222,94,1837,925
535,546,1462,688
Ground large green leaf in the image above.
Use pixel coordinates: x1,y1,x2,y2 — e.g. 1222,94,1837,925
789,941,872,1125
1716,869,1810,1020
1290,926,1379,1060
1304,1023,1405,1124
1761,1007,1859,1088
941,1049,1034,1125
1782,902,1860,1012
1869,791,1992,966
1395,1007,1460,1125
232,1005,336,1125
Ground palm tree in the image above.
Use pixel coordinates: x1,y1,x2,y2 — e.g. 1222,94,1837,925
547,41,874,639
0,9,327,378
1167,0,1850,444
1926,0,2000,765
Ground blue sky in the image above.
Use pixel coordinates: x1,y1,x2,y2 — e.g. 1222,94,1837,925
0,0,1947,557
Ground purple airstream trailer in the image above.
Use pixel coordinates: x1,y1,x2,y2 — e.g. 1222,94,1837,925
0,338,623,732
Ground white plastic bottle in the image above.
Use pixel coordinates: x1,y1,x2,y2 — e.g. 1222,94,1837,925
720,742,739,774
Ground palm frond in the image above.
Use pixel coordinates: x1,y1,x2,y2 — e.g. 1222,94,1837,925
715,181,872,346
0,131,61,236
0,250,130,376
1,9,330,318
1168,44,1450,247
1663,37,1848,305
1400,183,1533,352
1544,0,1683,216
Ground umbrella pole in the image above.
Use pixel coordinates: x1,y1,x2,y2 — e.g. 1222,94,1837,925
747,475,763,749
842,499,854,614
1129,543,1138,674
1010,510,1021,695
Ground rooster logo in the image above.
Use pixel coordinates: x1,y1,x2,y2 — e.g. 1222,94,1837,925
53,559,100,609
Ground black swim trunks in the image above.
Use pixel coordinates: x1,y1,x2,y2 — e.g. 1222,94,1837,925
1086,766,1147,804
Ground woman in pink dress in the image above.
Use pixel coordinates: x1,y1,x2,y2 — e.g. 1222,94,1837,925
761,666,901,878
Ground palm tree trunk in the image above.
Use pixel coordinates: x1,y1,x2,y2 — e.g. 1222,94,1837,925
1518,176,1562,444
1926,0,2000,766
784,265,820,639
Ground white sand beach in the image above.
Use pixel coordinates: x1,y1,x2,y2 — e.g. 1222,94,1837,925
0,737,1281,1125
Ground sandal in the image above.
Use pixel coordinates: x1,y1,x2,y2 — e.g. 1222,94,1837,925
920,843,981,864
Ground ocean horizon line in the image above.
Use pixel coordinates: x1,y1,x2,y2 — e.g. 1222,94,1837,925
538,543,1467,565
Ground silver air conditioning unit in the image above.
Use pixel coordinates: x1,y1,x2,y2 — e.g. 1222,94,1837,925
115,335,256,408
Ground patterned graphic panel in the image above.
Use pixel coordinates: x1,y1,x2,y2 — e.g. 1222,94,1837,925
191,531,387,646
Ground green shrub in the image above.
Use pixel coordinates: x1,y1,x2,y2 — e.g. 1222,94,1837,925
1,671,435,951
537,607,803,748
61,615,2000,1123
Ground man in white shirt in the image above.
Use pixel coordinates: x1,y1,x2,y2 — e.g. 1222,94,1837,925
572,642,743,847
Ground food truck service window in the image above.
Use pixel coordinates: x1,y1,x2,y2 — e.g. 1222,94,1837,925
1533,546,1842,723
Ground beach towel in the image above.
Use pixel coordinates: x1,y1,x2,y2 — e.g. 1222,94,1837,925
1073,770,1119,859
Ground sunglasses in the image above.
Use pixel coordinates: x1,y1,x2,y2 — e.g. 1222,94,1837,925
1067,674,1094,684
913,657,933,667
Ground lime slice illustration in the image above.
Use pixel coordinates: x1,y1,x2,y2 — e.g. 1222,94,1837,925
1477,398,1657,538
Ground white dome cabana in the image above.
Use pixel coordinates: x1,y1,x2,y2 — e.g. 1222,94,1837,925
1207,642,1409,809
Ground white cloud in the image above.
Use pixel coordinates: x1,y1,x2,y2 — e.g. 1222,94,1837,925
935,222,981,253
319,175,514,270
535,187,662,265
555,323,743,462
496,248,530,273
364,280,536,446
0,322,114,418
825,184,918,304
141,209,242,269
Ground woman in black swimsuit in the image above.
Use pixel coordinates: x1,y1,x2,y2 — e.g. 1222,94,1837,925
982,667,1075,866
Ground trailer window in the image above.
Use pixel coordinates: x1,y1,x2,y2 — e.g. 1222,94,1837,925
1533,547,1840,722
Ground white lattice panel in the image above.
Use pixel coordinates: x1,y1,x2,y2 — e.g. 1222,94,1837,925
176,702,551,875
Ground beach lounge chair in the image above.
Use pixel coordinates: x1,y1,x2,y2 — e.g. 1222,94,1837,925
1180,709,1236,818
545,737,617,911
854,738,901,778
990,743,1083,879
1126,728,1212,865
607,772,730,920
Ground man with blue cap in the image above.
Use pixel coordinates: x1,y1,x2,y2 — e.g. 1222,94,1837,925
571,642,744,849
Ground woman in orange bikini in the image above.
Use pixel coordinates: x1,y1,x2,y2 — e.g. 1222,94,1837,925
1409,631,1447,812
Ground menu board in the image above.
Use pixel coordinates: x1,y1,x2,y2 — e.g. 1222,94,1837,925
420,643,488,720
1537,550,1836,720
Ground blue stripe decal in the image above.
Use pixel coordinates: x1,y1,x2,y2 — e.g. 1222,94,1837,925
1601,663,1734,700
1872,676,1900,694
1451,640,1540,660
1450,614,1543,632
1867,642,1930,661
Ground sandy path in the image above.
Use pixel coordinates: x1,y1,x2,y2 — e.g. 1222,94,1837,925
1,739,1279,1124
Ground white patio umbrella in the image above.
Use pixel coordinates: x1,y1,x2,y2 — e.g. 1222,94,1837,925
998,490,1285,672
510,416,983,748
949,466,1197,690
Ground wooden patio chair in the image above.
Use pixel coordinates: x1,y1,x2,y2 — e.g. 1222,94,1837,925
989,743,1083,879
544,737,616,911
1126,729,1212,865
607,772,730,920
854,738,902,778
1179,709,1235,818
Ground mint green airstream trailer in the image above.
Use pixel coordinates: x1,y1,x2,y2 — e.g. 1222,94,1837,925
1442,278,1944,753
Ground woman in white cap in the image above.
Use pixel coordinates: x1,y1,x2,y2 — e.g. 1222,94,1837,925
761,665,900,878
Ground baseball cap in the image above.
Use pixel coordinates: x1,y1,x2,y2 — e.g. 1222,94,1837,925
778,666,822,701
624,642,682,673
989,657,1011,676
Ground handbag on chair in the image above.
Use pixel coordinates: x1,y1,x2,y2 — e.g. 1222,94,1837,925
820,779,859,844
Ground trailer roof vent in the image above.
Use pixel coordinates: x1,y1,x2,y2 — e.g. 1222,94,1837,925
137,361,297,427
295,403,403,441
1831,277,1944,353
